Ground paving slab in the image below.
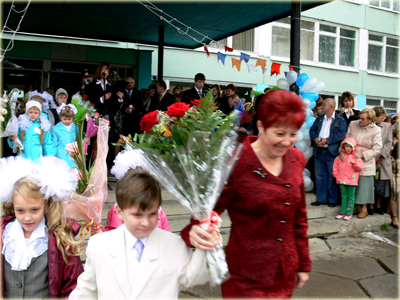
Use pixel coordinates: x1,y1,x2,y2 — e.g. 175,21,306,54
329,214,392,238
359,273,399,299
182,282,222,299
326,237,398,259
307,218,341,237
292,272,367,299
310,251,387,280
309,238,330,254
378,255,399,275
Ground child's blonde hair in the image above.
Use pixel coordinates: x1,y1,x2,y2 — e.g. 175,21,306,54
21,106,44,144
3,177,80,263
59,106,75,118
30,95,44,105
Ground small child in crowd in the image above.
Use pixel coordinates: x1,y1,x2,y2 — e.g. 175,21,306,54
9,99,56,161
333,137,364,220
55,88,68,105
51,103,82,168
0,156,83,298
70,169,220,299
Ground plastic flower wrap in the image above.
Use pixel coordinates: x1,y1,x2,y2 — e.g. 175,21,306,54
1,89,24,153
117,90,243,285
63,118,109,225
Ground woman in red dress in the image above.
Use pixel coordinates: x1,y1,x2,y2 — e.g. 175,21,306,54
181,89,312,298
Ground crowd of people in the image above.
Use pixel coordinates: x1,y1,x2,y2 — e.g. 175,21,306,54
309,91,399,229
0,59,399,299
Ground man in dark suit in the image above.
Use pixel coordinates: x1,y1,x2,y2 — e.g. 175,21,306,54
117,77,143,137
149,80,176,111
182,73,206,105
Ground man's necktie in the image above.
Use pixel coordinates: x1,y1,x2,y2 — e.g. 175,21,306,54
198,90,202,98
128,90,132,99
134,239,144,262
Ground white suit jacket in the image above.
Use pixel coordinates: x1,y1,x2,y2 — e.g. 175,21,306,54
69,226,210,300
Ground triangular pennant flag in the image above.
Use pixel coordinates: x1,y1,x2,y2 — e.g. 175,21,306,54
204,46,210,57
246,62,257,73
270,62,281,76
218,52,226,65
240,52,250,63
284,71,288,78
225,46,233,52
232,58,241,71
255,58,267,71
289,65,294,71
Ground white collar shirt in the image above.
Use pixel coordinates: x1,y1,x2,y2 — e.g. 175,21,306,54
320,113,335,147
96,79,110,104
195,87,203,97
123,224,148,254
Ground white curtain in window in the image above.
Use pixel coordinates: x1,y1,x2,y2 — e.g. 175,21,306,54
232,29,254,52
319,35,336,64
339,38,355,66
368,44,382,71
271,27,290,57
385,46,399,73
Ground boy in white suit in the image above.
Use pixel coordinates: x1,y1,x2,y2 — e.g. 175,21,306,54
70,170,220,300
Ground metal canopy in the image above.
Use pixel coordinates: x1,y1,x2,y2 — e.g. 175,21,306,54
2,1,327,49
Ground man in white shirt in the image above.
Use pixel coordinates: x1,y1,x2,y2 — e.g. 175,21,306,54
309,98,347,207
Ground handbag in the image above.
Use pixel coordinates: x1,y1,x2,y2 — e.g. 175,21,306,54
114,103,124,133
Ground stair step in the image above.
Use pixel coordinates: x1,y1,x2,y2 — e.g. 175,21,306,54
306,204,341,219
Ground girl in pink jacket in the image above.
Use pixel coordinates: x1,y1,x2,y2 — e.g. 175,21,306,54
333,137,364,220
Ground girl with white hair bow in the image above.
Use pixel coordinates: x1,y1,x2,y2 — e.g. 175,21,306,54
28,90,57,128
8,100,56,161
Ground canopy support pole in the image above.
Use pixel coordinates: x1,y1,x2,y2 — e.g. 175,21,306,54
290,1,301,94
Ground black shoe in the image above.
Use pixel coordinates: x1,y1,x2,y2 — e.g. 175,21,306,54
390,222,399,230
375,207,384,215
311,201,326,206
328,203,336,207
368,208,375,215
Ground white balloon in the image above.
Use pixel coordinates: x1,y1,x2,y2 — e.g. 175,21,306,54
310,81,325,94
305,181,314,192
302,78,318,93
302,129,310,141
303,168,311,177
303,98,311,108
304,176,311,187
286,71,298,84
297,131,304,142
305,108,313,119
300,122,307,132
277,78,289,89
304,139,311,148
295,140,307,152
304,147,313,159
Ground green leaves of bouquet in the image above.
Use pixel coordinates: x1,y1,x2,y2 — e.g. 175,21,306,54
121,90,238,154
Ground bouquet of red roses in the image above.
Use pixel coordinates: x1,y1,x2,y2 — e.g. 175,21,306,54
117,90,243,285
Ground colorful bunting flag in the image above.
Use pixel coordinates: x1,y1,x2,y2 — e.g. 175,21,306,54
217,52,226,65
246,63,257,73
225,46,233,52
240,52,250,63
204,46,210,57
288,65,294,71
255,58,267,71
232,58,241,71
270,62,281,76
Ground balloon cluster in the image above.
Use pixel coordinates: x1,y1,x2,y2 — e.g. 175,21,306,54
276,71,326,192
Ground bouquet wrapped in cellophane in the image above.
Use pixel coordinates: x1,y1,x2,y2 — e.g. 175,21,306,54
116,90,243,285
1,88,24,153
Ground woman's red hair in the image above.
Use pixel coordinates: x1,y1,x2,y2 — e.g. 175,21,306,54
257,89,305,131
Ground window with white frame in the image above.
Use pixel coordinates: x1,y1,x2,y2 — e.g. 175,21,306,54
366,97,398,114
368,33,399,73
271,18,356,67
271,17,314,61
319,24,356,67
370,0,399,12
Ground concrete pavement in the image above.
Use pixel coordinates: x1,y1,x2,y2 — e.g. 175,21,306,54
179,229,399,299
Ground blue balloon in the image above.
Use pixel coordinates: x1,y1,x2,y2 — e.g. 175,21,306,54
301,92,319,102
306,117,316,129
309,101,316,110
296,73,309,87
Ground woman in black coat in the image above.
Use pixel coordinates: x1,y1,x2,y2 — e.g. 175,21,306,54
336,91,360,127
